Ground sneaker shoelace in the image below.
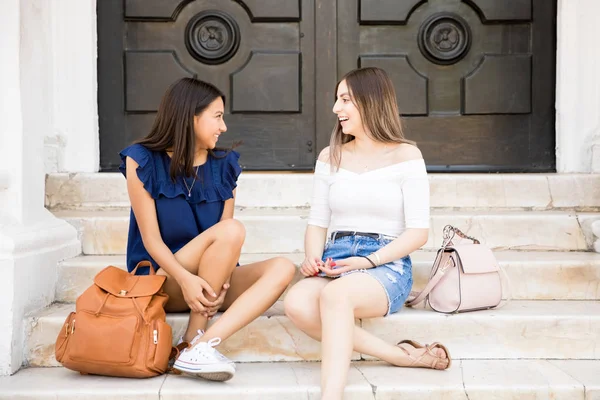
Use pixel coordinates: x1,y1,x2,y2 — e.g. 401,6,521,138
185,337,227,362
189,329,205,346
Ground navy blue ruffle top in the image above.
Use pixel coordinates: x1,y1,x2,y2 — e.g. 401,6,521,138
119,144,242,275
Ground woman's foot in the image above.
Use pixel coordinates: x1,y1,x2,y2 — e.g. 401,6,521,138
173,335,236,381
395,340,451,370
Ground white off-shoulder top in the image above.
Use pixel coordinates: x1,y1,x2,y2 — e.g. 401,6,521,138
307,159,430,237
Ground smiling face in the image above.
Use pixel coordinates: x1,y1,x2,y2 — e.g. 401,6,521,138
194,97,227,150
332,80,363,137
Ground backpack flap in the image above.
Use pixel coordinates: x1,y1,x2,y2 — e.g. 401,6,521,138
448,244,499,274
94,266,166,297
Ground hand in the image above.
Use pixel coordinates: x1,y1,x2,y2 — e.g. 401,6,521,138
206,282,230,320
318,256,369,277
300,255,322,277
179,273,219,314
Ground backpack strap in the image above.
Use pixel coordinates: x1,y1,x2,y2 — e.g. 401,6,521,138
166,342,191,374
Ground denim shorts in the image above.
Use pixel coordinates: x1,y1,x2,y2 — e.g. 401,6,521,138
317,232,413,316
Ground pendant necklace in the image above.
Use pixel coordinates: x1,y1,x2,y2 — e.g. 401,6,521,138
182,166,200,197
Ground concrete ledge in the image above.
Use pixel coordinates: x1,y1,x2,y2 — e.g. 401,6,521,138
25,300,600,367
55,251,600,303
46,173,600,211
51,209,592,254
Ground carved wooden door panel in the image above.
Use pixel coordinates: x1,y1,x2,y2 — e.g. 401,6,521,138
99,0,556,172
338,0,556,171
99,0,315,171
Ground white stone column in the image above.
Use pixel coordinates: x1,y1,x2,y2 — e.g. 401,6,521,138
45,0,99,173
556,0,600,172
0,0,80,375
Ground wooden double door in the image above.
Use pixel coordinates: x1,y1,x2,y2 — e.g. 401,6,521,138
98,0,556,172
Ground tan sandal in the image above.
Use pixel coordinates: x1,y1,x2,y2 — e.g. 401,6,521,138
396,340,452,370
397,339,425,349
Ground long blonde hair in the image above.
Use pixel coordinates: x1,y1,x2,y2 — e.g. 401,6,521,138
329,67,415,169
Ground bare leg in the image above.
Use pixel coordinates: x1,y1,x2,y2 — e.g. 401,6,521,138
319,274,388,399
157,219,245,342
284,275,449,400
285,277,449,365
200,256,296,342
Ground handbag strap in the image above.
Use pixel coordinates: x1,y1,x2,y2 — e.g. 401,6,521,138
405,250,455,307
494,264,512,309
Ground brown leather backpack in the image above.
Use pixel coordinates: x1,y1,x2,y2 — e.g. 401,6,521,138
55,261,173,378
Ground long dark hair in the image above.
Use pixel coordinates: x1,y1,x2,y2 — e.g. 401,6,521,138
137,77,226,181
329,67,415,169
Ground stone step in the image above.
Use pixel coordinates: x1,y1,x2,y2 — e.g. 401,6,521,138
51,208,596,254
25,300,600,367
2,360,598,399
45,172,600,211
55,251,600,303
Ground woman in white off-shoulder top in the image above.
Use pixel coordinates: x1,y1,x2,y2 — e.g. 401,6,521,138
284,67,451,400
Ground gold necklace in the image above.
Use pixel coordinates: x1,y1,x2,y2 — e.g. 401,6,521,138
182,166,200,197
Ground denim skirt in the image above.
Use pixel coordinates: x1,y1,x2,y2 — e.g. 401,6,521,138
317,232,413,316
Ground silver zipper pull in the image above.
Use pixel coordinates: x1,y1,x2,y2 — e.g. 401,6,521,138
153,329,158,344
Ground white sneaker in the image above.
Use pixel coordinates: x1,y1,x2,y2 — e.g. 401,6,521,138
173,337,235,381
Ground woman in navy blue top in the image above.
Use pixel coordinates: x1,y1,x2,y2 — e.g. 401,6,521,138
120,77,295,381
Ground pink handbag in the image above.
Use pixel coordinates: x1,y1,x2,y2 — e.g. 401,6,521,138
406,225,510,313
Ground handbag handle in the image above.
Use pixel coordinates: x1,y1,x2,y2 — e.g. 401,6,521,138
130,260,157,275
443,225,480,246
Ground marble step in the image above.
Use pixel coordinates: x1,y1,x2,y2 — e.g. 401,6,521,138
25,300,600,367
55,251,600,303
45,172,600,211
51,208,596,254
2,360,599,400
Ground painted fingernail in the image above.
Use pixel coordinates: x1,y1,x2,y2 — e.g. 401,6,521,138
330,262,337,267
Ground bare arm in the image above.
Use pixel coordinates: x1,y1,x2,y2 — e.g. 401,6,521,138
305,224,328,257
371,228,428,264
220,189,236,221
300,147,334,276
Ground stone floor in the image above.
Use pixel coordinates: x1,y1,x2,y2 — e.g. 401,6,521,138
2,360,600,399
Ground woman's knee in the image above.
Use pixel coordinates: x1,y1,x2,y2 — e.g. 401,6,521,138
284,284,320,325
319,280,351,310
214,218,246,245
268,257,297,286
